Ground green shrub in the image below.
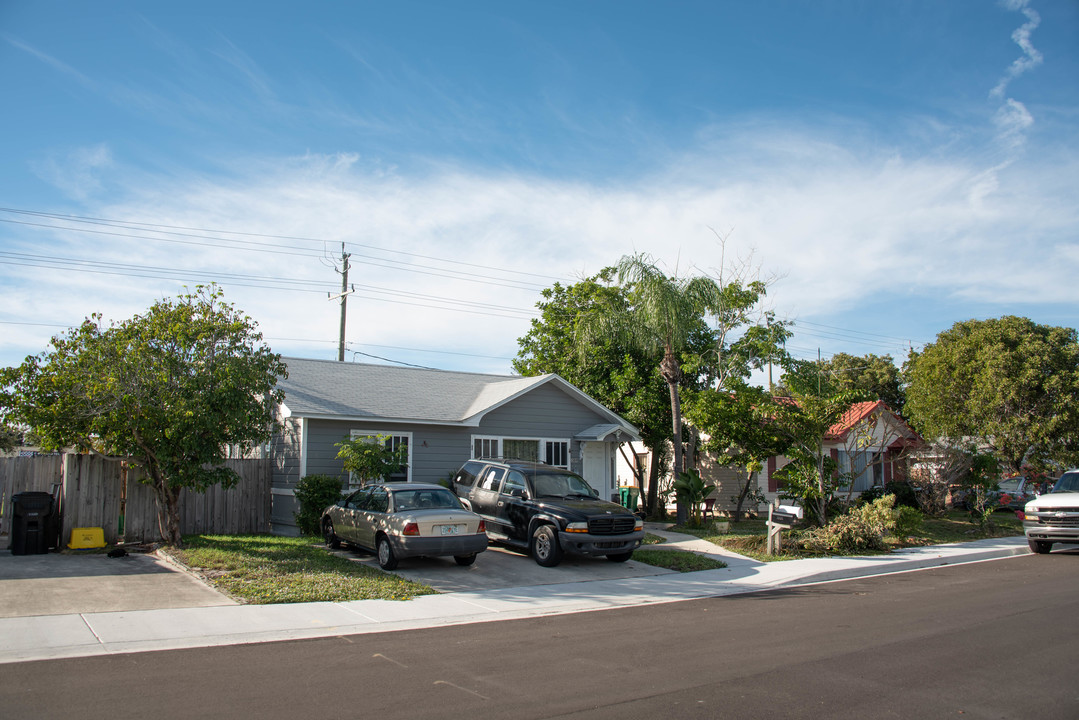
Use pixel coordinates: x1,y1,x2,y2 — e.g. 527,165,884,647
860,481,918,509
886,481,919,508
294,474,345,536
796,494,898,554
894,505,924,536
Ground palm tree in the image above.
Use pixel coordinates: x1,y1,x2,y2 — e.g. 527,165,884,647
578,253,722,523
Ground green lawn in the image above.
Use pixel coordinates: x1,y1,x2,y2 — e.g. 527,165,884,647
632,547,728,572
669,510,1023,563
166,534,436,604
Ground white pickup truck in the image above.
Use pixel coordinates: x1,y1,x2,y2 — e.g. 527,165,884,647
1022,470,1079,554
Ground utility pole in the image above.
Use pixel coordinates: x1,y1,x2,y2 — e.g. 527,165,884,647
327,243,355,362
817,347,822,395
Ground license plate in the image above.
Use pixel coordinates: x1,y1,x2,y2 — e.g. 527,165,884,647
439,524,462,536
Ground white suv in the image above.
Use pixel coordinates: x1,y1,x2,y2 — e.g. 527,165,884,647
1023,470,1079,554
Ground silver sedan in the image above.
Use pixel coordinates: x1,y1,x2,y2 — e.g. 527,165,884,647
322,483,488,570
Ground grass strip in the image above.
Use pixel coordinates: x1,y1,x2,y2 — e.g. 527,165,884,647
632,547,727,572
166,534,436,604
668,511,1024,562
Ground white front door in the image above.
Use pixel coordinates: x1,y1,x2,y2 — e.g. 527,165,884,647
582,442,612,501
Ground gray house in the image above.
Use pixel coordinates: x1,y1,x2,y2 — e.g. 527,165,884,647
270,357,640,535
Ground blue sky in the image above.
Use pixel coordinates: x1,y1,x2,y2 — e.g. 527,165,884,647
1,0,1076,377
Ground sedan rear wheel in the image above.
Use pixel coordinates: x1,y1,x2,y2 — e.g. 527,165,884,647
454,553,477,566
377,535,399,570
323,519,341,549
531,524,563,567
1028,538,1053,554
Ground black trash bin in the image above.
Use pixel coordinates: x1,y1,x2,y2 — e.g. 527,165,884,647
10,491,58,555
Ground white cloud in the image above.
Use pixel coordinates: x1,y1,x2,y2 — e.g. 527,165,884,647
3,121,1076,374
3,34,96,90
990,1,1043,100
994,99,1035,150
30,144,114,201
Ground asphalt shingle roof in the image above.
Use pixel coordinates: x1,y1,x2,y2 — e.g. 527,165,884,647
277,357,555,425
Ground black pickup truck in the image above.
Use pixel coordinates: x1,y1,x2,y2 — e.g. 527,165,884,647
451,459,644,567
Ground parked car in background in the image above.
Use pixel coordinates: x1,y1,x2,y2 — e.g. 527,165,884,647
322,482,488,570
995,475,1042,511
452,459,644,567
1022,470,1079,554
953,475,1047,512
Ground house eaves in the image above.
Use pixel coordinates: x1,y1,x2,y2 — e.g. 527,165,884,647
575,423,636,442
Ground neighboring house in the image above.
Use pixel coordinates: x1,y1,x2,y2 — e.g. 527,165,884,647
753,400,922,509
270,357,640,535
617,399,921,516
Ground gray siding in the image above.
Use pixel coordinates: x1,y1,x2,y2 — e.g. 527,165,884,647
477,383,606,438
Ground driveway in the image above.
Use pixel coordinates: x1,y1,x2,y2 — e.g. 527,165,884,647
328,543,676,592
0,550,237,618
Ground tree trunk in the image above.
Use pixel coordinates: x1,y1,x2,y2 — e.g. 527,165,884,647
647,451,660,518
153,477,184,547
617,443,646,516
668,377,687,525
732,468,754,522
661,348,687,525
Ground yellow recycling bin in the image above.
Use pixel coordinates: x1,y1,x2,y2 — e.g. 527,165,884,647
68,527,106,549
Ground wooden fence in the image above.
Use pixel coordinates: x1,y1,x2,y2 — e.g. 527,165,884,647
0,454,272,546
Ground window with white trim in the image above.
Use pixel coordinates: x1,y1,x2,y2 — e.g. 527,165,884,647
348,430,412,489
545,440,569,468
503,438,539,462
470,436,571,469
473,436,500,460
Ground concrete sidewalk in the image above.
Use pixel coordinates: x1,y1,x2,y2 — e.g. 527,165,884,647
0,534,1029,665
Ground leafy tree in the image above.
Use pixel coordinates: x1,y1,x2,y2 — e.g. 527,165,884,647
962,451,1002,528
336,434,409,485
0,424,19,453
685,383,790,521
767,386,857,526
514,269,676,517
576,254,724,524
905,316,1079,474
820,352,905,412
0,286,286,546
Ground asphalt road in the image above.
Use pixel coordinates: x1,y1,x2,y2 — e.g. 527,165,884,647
2,554,1076,719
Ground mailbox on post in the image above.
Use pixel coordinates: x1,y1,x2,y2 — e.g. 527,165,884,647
770,504,802,528
766,503,803,554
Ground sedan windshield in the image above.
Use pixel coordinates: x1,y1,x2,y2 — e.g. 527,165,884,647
392,488,462,511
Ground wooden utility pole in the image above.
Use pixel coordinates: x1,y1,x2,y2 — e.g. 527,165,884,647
328,243,354,361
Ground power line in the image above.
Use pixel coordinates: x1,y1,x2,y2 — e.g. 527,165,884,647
793,319,915,343
0,251,539,320
0,206,563,289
